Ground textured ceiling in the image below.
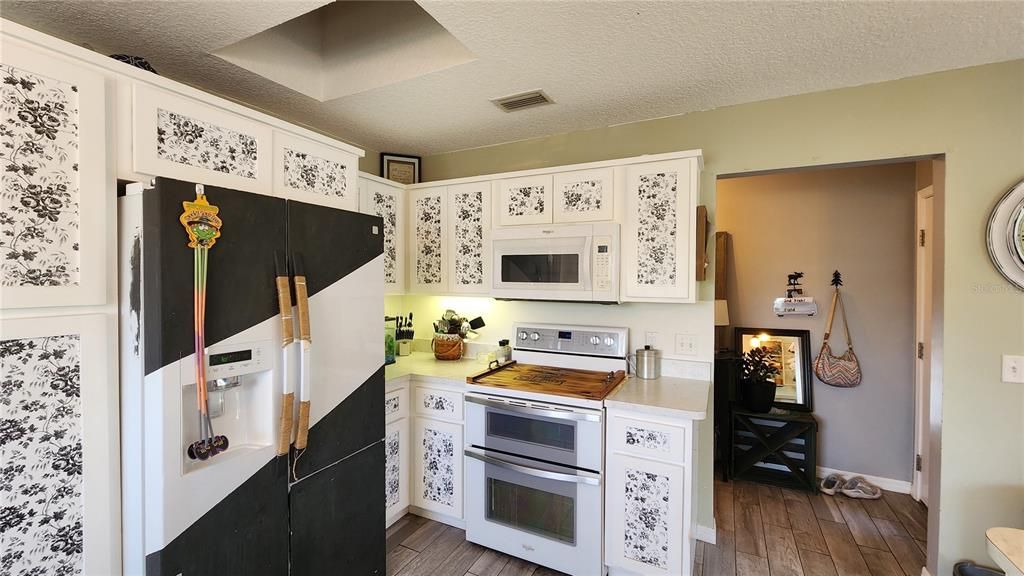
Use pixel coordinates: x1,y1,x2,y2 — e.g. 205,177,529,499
2,1,1023,156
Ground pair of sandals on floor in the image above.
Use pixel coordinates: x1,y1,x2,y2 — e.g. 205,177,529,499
820,473,882,499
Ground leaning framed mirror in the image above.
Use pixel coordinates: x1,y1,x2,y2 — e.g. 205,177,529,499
734,327,813,411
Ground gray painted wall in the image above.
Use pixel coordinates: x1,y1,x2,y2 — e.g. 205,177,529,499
717,163,917,481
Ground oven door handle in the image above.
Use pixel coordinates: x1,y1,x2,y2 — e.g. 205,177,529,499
465,394,601,422
464,447,601,486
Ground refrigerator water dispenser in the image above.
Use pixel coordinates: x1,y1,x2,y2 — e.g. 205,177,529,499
181,339,275,473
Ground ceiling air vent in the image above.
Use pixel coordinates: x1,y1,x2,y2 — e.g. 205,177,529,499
491,90,553,112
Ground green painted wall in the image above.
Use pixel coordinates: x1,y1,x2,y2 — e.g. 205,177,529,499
422,60,1024,572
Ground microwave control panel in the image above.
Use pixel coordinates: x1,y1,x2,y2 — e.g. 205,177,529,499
592,235,613,292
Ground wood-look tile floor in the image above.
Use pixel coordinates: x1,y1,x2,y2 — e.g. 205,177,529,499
386,479,928,576
698,479,928,576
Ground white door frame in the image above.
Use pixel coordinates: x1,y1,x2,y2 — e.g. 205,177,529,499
912,185,934,504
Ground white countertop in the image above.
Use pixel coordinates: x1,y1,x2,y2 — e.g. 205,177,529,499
605,375,711,420
988,527,1024,576
386,353,711,420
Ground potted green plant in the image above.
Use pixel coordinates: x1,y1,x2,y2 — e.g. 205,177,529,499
740,346,781,412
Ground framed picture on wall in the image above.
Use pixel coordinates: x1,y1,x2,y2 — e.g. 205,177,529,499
381,153,421,185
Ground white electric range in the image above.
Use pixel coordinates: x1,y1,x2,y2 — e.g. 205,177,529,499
463,323,628,576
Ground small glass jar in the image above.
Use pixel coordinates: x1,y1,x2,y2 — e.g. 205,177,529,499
496,339,511,364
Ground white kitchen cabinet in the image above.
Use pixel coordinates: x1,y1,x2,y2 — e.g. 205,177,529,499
553,167,615,223
273,131,358,211
412,417,463,520
496,174,554,226
408,186,449,293
605,409,696,576
384,418,410,527
621,158,699,303
0,39,110,309
447,181,492,294
132,83,273,195
359,175,406,294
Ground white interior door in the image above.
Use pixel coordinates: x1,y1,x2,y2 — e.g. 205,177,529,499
913,186,934,504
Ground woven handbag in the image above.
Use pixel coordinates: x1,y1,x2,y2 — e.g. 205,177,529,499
814,287,862,387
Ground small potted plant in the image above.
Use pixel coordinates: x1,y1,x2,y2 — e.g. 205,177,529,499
740,346,781,412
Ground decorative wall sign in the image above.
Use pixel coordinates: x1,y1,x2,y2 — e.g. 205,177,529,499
381,153,420,185
987,178,1024,291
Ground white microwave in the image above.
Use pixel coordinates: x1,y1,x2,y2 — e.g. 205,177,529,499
491,223,619,302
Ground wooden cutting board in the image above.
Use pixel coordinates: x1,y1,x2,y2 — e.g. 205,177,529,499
467,361,626,401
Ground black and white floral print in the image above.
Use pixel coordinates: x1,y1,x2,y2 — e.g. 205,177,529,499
384,430,400,509
156,109,257,179
370,191,398,284
421,428,454,507
506,185,545,217
422,393,455,415
625,426,670,453
1,334,83,576
623,468,670,569
415,195,442,285
561,180,603,213
636,172,678,286
384,395,400,417
283,148,348,198
0,65,81,288
452,191,483,286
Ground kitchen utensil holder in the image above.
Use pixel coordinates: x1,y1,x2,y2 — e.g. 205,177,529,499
432,333,464,361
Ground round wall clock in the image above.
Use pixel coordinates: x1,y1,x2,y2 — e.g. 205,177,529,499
987,178,1024,291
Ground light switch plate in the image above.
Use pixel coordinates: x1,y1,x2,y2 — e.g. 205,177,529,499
1002,355,1024,383
675,333,698,356
645,332,659,348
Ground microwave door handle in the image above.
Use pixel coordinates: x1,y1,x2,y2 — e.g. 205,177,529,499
464,447,601,486
581,236,592,291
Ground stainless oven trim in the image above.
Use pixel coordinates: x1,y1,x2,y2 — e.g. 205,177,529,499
466,394,601,422
464,447,600,486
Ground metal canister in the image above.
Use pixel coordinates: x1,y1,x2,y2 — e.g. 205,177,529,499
630,345,661,379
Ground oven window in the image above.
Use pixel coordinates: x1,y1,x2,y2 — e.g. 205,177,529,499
487,478,575,544
487,412,575,452
501,254,580,283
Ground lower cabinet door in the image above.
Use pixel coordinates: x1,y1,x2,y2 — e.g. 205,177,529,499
605,454,686,575
412,417,463,519
385,418,410,526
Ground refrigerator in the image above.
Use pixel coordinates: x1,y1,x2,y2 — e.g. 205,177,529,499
118,177,385,575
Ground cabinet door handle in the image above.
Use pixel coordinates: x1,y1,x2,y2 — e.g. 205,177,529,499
464,447,601,486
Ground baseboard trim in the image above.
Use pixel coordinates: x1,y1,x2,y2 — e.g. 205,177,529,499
817,466,912,494
408,505,467,529
695,522,716,545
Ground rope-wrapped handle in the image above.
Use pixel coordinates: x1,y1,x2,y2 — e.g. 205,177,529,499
277,392,294,456
295,401,311,450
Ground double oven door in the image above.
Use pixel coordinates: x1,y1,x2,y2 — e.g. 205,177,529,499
464,393,604,576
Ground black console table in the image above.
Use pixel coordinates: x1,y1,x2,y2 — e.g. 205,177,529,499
730,407,818,492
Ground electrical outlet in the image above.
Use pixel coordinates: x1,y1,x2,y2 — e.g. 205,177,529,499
645,332,659,348
1002,355,1024,383
674,333,698,356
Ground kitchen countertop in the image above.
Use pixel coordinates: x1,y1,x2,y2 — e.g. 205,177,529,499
605,375,711,420
384,352,487,385
987,527,1024,576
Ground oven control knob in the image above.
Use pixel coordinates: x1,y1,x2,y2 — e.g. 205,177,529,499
603,337,615,347
589,336,601,345
519,331,529,341
530,332,541,341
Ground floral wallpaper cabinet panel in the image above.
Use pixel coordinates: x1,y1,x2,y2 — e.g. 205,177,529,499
0,314,120,576
412,417,463,519
358,176,405,294
273,131,359,211
0,40,109,308
447,182,491,294
608,413,687,465
552,168,614,223
622,158,699,303
496,174,553,226
605,455,687,575
384,418,410,527
407,186,448,293
132,84,273,195
414,386,463,422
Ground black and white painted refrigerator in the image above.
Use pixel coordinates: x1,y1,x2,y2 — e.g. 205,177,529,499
118,177,385,575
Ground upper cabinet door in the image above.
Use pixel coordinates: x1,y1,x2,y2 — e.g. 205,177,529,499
359,177,405,294
447,181,491,294
408,186,448,293
0,40,109,308
622,158,699,303
133,84,273,194
496,174,553,226
273,131,358,211
553,167,614,223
